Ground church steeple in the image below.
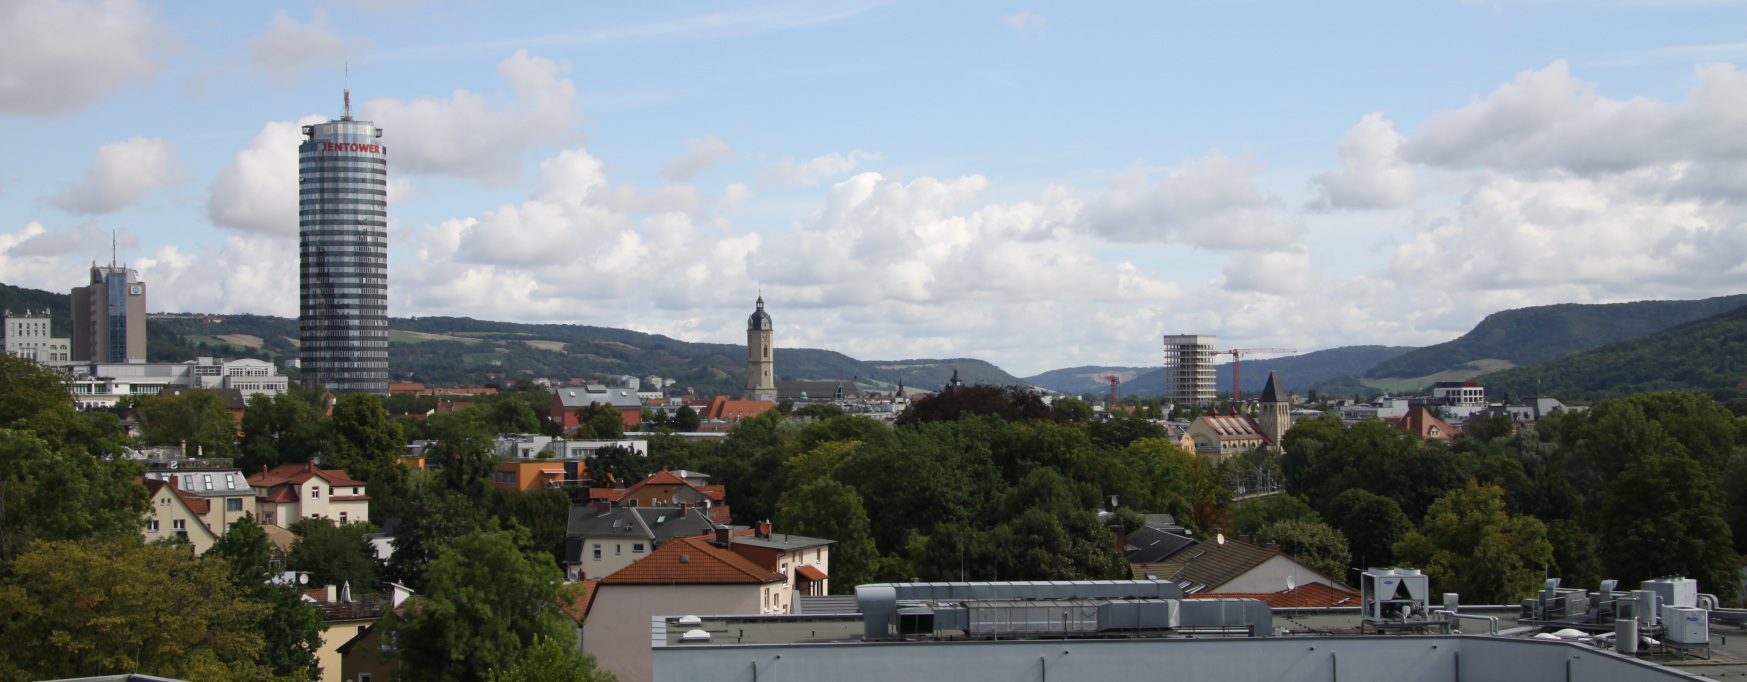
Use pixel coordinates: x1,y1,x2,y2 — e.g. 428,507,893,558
744,296,776,400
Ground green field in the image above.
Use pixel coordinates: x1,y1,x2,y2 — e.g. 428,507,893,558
1360,359,1516,393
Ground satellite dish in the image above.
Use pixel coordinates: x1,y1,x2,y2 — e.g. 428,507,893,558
1216,533,1225,545
298,574,309,585
1287,575,1296,590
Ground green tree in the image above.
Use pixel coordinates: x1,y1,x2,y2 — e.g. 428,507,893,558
1394,483,1552,604
1545,519,1603,591
0,427,148,563
380,527,574,682
205,515,325,681
384,486,479,590
0,538,267,681
1253,519,1351,581
489,635,615,682
571,403,626,440
973,508,1127,581
1462,412,1516,443
327,394,407,498
487,397,543,434
136,389,240,458
588,444,649,485
894,384,1053,426
1086,411,1168,449
671,404,702,431
1600,453,1740,602
1323,488,1412,575
1050,397,1094,423
287,518,381,591
1231,494,1321,537
424,410,497,500
238,391,328,473
485,487,571,567
774,479,879,593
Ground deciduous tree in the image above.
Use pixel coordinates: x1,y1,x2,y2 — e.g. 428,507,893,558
1394,483,1552,604
775,479,879,593
1600,453,1740,602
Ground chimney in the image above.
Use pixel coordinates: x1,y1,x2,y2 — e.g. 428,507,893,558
1109,524,1128,552
594,500,611,515
324,584,337,603
716,528,733,548
757,520,771,538
678,502,688,517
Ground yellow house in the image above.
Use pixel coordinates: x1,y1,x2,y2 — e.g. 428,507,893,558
141,478,218,555
248,462,372,527
143,468,258,534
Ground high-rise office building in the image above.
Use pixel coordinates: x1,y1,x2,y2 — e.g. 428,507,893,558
71,264,146,364
298,93,388,395
1162,334,1216,406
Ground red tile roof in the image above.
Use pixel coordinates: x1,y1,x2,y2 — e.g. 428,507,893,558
249,462,367,489
598,535,784,586
1386,407,1458,441
557,580,599,623
795,565,828,582
702,397,776,420
1199,414,1272,443
612,468,730,503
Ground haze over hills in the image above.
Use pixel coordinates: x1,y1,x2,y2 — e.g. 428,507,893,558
1023,346,1417,397
1476,303,1747,400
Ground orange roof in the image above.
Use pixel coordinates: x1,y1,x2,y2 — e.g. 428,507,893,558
707,507,732,524
249,462,367,489
1390,406,1458,441
702,397,776,421
599,535,784,586
613,468,730,503
1199,414,1271,443
174,488,210,515
796,565,828,581
557,580,599,623
259,486,298,503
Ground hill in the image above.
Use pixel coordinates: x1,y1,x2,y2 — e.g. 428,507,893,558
1021,366,1153,395
1365,295,1747,380
0,282,74,337
1476,303,1747,400
1063,345,1416,398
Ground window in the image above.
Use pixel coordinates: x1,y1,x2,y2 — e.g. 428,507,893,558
615,544,621,556
593,544,602,561
172,519,186,531
146,520,159,532
226,498,243,512
225,474,235,489
203,475,213,490
340,512,348,523
311,487,320,499
360,674,372,682
633,543,645,553
329,487,335,497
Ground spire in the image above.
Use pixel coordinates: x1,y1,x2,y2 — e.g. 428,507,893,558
1258,370,1285,404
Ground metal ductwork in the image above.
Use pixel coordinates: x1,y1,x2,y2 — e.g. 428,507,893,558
856,581,1270,641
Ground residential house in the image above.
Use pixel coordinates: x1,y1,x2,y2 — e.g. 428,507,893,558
720,521,833,597
562,501,722,581
141,478,218,554
248,462,371,527
1186,414,1275,459
551,384,644,431
315,583,413,682
581,535,787,682
1383,406,1459,441
1131,534,1353,596
699,396,775,421
494,434,648,460
1124,525,1197,566
591,468,727,511
141,466,257,532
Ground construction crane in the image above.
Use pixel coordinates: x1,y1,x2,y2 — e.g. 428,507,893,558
1103,375,1121,408
1213,348,1297,401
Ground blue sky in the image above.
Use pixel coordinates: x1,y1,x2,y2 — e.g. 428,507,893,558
3,0,1746,376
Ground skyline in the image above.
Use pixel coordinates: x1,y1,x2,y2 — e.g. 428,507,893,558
3,1,1747,375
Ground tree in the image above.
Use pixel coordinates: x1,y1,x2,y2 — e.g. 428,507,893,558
1050,397,1094,423
973,509,1127,581
0,353,81,437
485,487,571,567
327,394,408,498
136,389,240,458
380,527,574,682
1323,489,1412,576
1117,438,1223,535
894,384,1053,426
1086,411,1168,449
1462,412,1516,443
238,391,328,473
1231,494,1321,537
490,635,616,682
0,538,267,681
1394,483,1552,604
0,427,148,563
287,518,381,591
424,410,497,500
1253,519,1351,581
205,515,325,680
774,479,879,593
384,486,478,590
1600,453,1740,602
671,404,702,431
571,403,626,440
1545,519,1603,591
588,444,649,485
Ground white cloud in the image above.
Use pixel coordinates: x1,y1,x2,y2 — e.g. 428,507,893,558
660,135,734,182
49,137,186,215
134,235,298,316
1001,11,1045,35
1222,248,1319,295
1078,150,1301,249
0,221,140,295
760,149,879,186
0,0,166,117
1306,113,1415,211
363,50,581,185
206,116,327,237
245,10,359,88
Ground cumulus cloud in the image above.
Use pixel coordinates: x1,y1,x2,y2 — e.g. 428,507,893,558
0,0,166,117
1306,113,1415,211
0,221,139,294
50,137,186,215
660,135,734,182
363,50,581,185
134,235,299,316
1222,248,1319,295
760,149,879,186
1001,11,1045,35
206,115,327,237
1078,150,1300,249
245,10,360,88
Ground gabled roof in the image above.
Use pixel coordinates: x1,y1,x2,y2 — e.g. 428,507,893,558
775,380,864,401
1257,371,1285,404
607,468,730,503
1387,406,1458,441
1197,414,1270,443
565,505,720,553
1141,537,1279,593
1189,581,1360,609
796,565,828,582
702,397,775,420
554,385,643,409
1124,526,1196,564
557,580,599,624
598,535,784,585
248,462,367,489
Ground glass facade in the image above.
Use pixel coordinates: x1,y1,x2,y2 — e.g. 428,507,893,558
298,117,389,395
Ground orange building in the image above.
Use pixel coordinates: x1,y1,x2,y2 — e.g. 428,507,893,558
491,458,590,492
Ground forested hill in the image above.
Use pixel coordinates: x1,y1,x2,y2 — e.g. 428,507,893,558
1366,295,1747,379
0,282,73,337
1477,303,1747,400
1026,346,1415,397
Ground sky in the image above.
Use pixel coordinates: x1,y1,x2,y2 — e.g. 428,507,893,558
2,0,1747,377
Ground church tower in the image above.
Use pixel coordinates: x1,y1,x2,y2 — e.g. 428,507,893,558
1256,370,1290,449
744,296,776,401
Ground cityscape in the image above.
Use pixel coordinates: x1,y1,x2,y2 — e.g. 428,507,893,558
3,2,1747,682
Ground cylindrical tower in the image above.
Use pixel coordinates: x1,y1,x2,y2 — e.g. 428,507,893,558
298,104,389,395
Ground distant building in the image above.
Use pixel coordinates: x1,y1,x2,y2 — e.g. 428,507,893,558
3,309,71,365
1162,334,1217,405
1255,371,1290,447
141,466,257,535
299,95,390,396
247,462,370,527
71,263,146,363
1383,406,1459,441
1187,413,1274,458
141,478,219,555
67,357,289,410
744,297,776,401
563,502,722,581
1128,533,1353,596
551,384,645,430
775,379,864,402
1432,381,1486,407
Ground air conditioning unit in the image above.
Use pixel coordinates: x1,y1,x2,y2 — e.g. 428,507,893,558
1661,605,1709,646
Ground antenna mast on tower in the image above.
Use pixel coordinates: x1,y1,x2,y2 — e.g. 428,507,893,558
343,63,352,120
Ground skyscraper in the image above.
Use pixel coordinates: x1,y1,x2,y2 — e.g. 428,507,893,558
298,93,388,395
71,264,145,364
744,297,776,401
1162,334,1216,406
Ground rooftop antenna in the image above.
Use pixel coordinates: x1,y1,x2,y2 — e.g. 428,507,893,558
342,63,351,120
110,229,116,269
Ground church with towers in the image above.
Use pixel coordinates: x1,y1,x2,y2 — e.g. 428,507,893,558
1185,370,1291,460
